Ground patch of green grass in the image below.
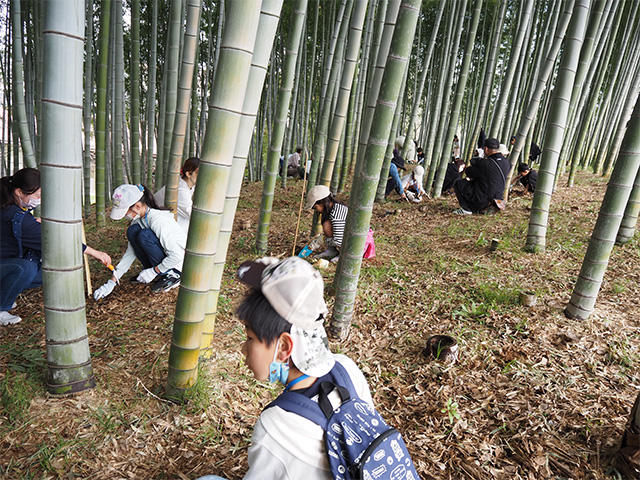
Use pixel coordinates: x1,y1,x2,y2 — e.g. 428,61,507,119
0,337,46,424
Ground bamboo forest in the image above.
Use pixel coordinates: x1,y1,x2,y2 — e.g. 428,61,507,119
2,0,640,478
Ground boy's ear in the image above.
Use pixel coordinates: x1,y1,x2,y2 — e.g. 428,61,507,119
277,332,295,362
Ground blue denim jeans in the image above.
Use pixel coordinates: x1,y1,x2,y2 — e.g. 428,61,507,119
389,163,403,195
0,257,42,311
127,224,166,269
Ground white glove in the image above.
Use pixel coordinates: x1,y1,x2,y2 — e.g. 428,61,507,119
94,279,116,300
137,267,158,284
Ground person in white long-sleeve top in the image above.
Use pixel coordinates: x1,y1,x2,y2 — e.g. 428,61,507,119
154,157,199,234
93,184,187,300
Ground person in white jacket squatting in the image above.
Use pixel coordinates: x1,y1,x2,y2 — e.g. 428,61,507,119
154,157,199,234
93,184,187,300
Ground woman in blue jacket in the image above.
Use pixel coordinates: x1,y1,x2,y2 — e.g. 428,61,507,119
0,168,110,325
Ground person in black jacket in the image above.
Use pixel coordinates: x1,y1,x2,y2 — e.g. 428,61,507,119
516,163,538,193
452,138,511,214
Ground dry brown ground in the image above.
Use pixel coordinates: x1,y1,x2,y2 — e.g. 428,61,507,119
1,171,639,479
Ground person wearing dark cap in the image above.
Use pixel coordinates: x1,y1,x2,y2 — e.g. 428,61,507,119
191,257,376,480
515,163,538,194
452,137,511,214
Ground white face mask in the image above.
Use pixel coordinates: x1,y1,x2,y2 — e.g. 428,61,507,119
26,197,41,209
125,212,139,221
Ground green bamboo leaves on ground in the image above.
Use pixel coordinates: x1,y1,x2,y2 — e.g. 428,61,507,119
165,1,261,403
565,86,640,320
331,0,421,341
41,0,95,394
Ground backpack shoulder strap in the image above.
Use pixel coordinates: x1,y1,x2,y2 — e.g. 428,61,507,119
266,390,327,426
328,361,357,397
265,361,357,425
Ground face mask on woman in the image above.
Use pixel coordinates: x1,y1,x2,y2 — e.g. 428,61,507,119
26,197,41,209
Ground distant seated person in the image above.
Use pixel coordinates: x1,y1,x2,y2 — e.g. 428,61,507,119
402,165,427,202
287,147,305,178
384,151,407,200
394,136,415,163
515,163,537,194
416,147,425,165
154,156,199,234
306,185,348,263
453,138,510,215
441,158,466,195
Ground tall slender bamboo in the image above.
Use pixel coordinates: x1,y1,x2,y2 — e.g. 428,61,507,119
113,0,124,186
617,166,640,245
159,1,182,187
165,0,202,215
307,0,352,189
432,0,482,197
11,0,36,167
489,0,535,138
146,0,158,186
401,0,445,158
318,0,367,187
95,0,111,226
199,0,284,359
525,0,590,252
83,0,93,217
504,0,575,198
165,1,261,402
565,91,640,320
331,0,420,340
41,0,96,394
130,0,141,184
255,0,308,255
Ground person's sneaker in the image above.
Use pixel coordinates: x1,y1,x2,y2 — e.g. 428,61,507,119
0,311,22,325
150,271,181,293
330,255,340,264
453,208,472,215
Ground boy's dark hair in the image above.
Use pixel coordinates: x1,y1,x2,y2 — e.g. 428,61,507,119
517,163,530,174
296,146,303,154
237,289,291,346
1,168,41,208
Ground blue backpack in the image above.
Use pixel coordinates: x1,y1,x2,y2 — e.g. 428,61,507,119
266,362,421,480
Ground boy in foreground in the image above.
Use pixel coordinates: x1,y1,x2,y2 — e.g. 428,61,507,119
197,256,373,480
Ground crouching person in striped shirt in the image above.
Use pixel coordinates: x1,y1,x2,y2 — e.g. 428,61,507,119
306,185,348,264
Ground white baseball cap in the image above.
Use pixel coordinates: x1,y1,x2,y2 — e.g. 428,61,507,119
305,185,331,209
237,257,335,377
110,184,144,220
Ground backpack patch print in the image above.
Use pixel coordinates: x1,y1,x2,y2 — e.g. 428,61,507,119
325,399,419,480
